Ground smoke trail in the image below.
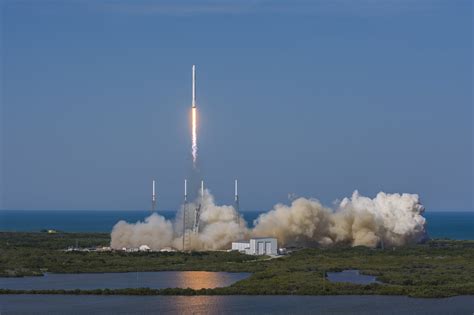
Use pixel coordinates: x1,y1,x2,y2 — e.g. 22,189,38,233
110,190,427,250
191,107,198,167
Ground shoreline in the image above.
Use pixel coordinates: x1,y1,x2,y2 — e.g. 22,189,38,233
1,288,473,299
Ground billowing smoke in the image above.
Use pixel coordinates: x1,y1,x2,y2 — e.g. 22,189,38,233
111,190,249,251
110,190,426,250
174,191,249,250
110,213,174,251
252,191,426,248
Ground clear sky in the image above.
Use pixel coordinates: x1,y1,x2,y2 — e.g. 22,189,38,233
1,0,472,211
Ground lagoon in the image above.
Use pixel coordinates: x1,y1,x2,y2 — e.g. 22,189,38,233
0,271,250,291
327,270,380,285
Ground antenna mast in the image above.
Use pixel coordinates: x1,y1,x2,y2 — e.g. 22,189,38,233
234,179,240,225
151,179,157,212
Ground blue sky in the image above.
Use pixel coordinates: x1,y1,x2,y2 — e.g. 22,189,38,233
1,0,472,211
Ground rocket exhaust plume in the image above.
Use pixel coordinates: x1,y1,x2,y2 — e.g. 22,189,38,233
191,65,198,167
192,107,197,166
111,190,427,251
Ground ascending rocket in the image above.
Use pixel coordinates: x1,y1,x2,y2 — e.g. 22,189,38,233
192,65,196,108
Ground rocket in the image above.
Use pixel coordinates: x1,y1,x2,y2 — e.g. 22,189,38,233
192,65,196,108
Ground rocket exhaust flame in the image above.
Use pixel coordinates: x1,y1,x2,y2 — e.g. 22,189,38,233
191,65,198,167
192,107,198,166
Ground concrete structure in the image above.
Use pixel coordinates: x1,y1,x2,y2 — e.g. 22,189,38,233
250,237,278,255
232,240,250,252
231,237,278,256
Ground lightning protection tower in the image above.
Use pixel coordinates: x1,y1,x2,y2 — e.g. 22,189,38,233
151,179,157,212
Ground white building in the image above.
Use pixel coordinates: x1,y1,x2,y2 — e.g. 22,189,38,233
231,237,278,256
232,240,250,252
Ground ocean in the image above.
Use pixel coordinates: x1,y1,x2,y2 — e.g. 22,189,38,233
0,210,473,240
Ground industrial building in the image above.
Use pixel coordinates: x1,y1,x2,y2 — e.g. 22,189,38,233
231,237,278,256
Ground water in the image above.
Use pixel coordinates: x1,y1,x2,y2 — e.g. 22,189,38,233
425,211,474,240
327,270,379,285
0,210,177,233
0,271,250,291
1,295,473,315
0,210,473,239
0,210,261,233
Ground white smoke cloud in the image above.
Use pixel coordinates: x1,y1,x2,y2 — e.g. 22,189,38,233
110,214,174,251
110,190,426,250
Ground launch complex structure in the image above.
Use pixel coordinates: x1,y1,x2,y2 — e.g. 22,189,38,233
150,179,240,250
150,65,240,251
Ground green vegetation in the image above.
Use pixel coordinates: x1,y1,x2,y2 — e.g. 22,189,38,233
1,232,473,297
0,232,262,276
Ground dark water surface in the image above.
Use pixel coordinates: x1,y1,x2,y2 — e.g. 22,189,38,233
1,210,473,239
1,295,473,315
0,271,250,290
327,270,379,285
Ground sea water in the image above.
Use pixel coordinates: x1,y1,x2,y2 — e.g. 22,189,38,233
0,210,473,239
